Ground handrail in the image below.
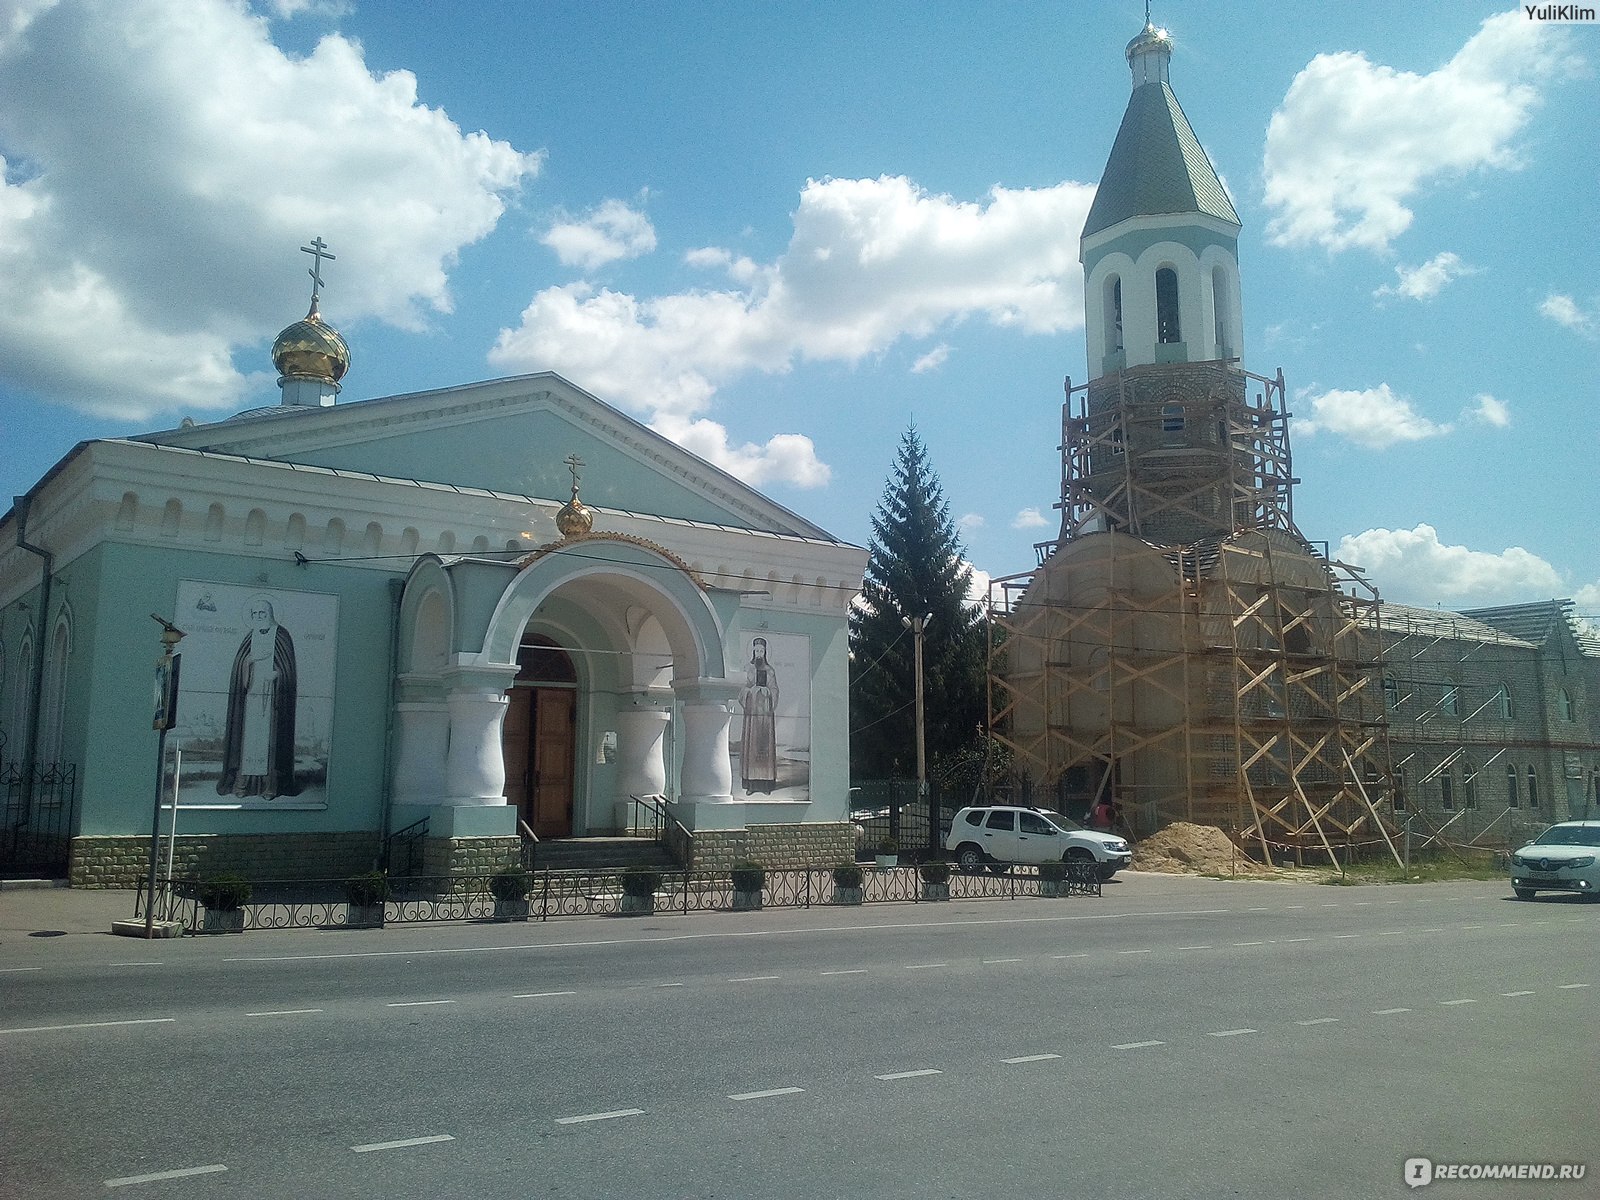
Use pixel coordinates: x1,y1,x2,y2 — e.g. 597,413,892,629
518,819,538,871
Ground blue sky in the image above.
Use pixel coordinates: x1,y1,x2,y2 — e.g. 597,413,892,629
1,1,1595,616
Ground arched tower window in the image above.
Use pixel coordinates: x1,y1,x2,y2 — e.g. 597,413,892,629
1505,763,1520,807
1494,684,1513,719
1105,275,1124,355
1212,265,1230,356
1155,268,1181,344
39,611,71,764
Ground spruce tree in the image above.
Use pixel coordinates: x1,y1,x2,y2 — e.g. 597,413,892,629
849,424,987,781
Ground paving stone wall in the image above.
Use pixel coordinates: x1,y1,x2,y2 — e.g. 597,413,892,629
70,833,376,888
681,822,856,872
422,836,522,879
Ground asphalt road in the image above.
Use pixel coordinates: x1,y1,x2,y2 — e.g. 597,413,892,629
2,873,1594,1200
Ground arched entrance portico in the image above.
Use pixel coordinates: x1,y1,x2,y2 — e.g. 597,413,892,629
392,535,740,842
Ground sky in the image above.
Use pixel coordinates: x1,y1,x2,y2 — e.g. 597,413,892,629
0,0,1595,618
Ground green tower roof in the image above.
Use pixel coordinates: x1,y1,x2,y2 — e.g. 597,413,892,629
1082,80,1239,240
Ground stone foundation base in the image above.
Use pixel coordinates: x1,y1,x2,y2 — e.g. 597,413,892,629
667,821,856,873
71,833,377,889
421,836,522,879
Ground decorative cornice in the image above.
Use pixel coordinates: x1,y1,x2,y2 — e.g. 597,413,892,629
518,531,710,592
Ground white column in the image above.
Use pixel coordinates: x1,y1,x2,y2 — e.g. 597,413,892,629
676,679,739,807
391,698,449,805
442,665,519,806
615,701,672,829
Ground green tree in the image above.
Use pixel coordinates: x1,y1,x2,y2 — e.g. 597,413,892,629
850,425,987,781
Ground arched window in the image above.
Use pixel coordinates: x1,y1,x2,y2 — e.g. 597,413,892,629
1461,760,1477,809
1161,402,1185,434
1440,685,1458,716
38,611,71,765
1155,268,1181,344
1212,266,1231,355
1105,275,1124,355
1439,769,1455,811
1506,763,1520,807
1494,684,1513,719
1393,767,1407,812
1384,675,1400,710
1559,689,1575,721
1526,765,1539,807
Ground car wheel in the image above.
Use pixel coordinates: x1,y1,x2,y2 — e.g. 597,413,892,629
1096,864,1119,882
1512,887,1534,900
956,845,987,875
1066,848,1095,868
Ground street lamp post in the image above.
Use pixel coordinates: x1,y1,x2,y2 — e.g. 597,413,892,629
144,614,185,938
902,613,932,853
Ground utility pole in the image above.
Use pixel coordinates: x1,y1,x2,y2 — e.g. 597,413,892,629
903,613,932,853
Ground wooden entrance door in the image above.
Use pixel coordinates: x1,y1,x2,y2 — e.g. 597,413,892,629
531,688,576,839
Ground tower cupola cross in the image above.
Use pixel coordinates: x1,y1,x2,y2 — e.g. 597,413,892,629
300,236,336,303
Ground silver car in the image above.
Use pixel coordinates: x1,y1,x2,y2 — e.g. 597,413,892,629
1510,821,1600,900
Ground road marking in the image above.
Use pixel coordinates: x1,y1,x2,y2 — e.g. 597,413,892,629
0,967,42,973
1384,900,1403,905
1439,999,1476,1006
1232,941,1264,947
1414,898,1437,903
729,1087,804,1101
1418,928,1444,933
1372,1008,1411,1015
556,1109,645,1125
1247,906,1269,911
1117,949,1151,955
1177,945,1212,950
1461,924,1486,930
982,958,1025,964
105,1165,226,1187
1378,931,1405,937
1002,1053,1061,1064
729,975,780,982
1113,1040,1165,1050
1498,922,1521,928
1208,1028,1257,1038
1332,934,1361,939
1285,905,1305,910
385,1000,455,1008
110,962,163,967
1280,937,1312,943
1558,983,1591,989
1502,991,1536,997
0,1017,175,1035
1352,901,1371,906
821,969,867,976
1320,903,1339,908
1296,1018,1339,1026
875,1069,941,1080
904,963,947,970
352,1135,454,1153
1052,953,1090,959
513,991,576,999
247,1008,322,1017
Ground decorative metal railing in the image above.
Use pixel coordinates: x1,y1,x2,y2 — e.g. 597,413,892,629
133,860,1101,932
383,816,429,877
0,760,78,875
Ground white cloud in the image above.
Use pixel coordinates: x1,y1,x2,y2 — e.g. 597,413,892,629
1011,507,1049,529
491,175,1093,484
1539,292,1598,338
1338,524,1565,607
965,562,993,607
911,343,951,374
957,512,985,529
1295,383,1451,448
1264,12,1571,254
647,412,829,489
542,197,656,271
1465,392,1510,427
1373,251,1480,301
0,0,540,421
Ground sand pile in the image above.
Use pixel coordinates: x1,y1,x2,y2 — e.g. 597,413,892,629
1132,821,1276,876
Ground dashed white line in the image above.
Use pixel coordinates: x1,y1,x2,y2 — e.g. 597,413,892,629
729,975,780,982
821,969,867,976
513,990,576,999
1297,1018,1340,1026
629,982,684,989
385,1000,456,1008
1052,953,1090,959
1,1017,175,1035
110,962,163,968
1461,925,1486,930
1557,983,1591,990
1208,1028,1257,1038
729,1087,804,1101
1002,1053,1061,1064
1439,999,1476,1006
1280,938,1312,943
1378,931,1405,937
555,1109,644,1125
1285,905,1305,910
983,958,1025,964
1177,945,1213,950
105,1165,226,1188
352,1135,454,1154
1247,907,1269,912
1117,949,1152,955
1113,1040,1165,1050
1372,1008,1412,1015
247,1008,323,1017
1332,934,1361,939
0,967,42,973
875,1069,942,1080
1232,941,1264,947
905,963,948,971
1502,991,1536,997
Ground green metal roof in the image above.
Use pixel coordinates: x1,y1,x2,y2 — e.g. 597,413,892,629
1082,80,1239,240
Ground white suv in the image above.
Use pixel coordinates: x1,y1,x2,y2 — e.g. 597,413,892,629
945,805,1132,880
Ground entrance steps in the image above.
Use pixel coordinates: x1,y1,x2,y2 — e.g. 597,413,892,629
531,837,678,873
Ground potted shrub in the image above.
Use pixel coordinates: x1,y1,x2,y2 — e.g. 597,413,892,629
1038,859,1068,897
919,859,951,901
831,862,863,906
344,870,391,928
198,873,251,933
875,837,899,869
489,866,532,921
620,866,662,916
730,861,766,911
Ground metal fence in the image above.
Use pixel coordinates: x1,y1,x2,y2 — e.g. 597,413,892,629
0,761,78,876
134,860,1102,933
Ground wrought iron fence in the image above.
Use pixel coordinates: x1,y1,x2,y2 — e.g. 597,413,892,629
0,760,78,875
133,859,1101,932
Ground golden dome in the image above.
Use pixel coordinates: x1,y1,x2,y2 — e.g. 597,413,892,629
271,297,350,382
555,496,593,538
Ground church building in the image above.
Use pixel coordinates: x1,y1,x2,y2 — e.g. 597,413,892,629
0,252,866,885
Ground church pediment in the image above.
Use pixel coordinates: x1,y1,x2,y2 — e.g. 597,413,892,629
136,373,833,539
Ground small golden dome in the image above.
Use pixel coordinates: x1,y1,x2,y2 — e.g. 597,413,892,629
555,497,593,538
271,297,350,382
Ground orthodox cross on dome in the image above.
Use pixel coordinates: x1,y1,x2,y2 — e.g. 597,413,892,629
300,236,336,305
564,453,585,498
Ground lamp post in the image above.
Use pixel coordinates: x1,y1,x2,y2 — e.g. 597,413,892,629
902,613,932,852
144,614,185,938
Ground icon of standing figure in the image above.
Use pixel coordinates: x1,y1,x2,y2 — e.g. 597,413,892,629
216,596,300,799
739,636,779,794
